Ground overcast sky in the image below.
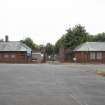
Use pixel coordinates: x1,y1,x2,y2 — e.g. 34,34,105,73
0,0,105,44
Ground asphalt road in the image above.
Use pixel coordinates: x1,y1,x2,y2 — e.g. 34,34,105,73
0,63,105,105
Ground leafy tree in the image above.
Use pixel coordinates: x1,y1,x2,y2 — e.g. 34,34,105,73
55,35,65,53
93,32,105,42
21,37,38,49
86,35,95,42
65,24,89,49
46,43,54,56
55,24,89,52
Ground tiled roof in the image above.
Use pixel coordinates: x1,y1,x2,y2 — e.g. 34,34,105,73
74,42,105,51
0,41,31,51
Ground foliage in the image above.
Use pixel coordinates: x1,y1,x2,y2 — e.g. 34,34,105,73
65,25,89,49
46,43,54,56
20,25,105,53
55,35,65,53
55,24,89,53
93,32,105,42
21,37,38,49
55,24,105,53
86,35,95,42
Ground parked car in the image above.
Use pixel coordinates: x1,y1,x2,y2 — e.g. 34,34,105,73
32,52,44,63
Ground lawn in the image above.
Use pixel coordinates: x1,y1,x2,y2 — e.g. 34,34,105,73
96,69,105,76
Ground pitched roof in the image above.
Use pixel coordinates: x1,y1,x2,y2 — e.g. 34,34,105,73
0,41,31,51
74,42,105,51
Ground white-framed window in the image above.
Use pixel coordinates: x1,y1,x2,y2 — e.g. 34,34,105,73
90,52,95,60
11,54,16,59
4,54,9,58
96,52,102,60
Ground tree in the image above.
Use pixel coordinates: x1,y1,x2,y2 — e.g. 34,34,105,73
21,37,38,49
86,35,95,42
64,24,89,49
55,24,89,52
46,43,54,56
55,35,65,53
93,32,105,42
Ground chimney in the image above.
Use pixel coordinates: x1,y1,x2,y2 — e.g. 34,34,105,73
5,35,9,42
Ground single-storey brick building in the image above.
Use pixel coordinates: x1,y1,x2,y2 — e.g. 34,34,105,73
73,42,105,63
0,36,32,63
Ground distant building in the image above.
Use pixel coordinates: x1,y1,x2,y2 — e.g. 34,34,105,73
0,36,32,63
73,42,105,63
32,48,45,63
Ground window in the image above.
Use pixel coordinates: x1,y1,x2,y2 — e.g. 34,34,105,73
90,52,95,60
96,52,102,60
4,54,9,58
11,54,16,59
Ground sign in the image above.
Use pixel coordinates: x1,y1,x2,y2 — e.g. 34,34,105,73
27,49,32,56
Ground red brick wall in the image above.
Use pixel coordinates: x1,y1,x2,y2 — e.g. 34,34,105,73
74,52,88,63
0,51,31,63
102,52,105,63
74,51,105,63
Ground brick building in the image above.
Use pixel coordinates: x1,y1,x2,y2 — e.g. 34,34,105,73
73,42,105,63
0,36,32,63
59,48,72,62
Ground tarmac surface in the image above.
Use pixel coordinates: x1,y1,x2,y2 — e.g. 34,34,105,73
0,63,105,105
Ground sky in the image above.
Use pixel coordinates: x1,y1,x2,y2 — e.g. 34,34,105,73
0,0,105,45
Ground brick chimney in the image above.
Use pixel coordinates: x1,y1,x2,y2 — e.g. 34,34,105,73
5,35,9,42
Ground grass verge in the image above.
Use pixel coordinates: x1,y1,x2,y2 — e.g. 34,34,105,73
96,69,105,77
47,61,60,64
